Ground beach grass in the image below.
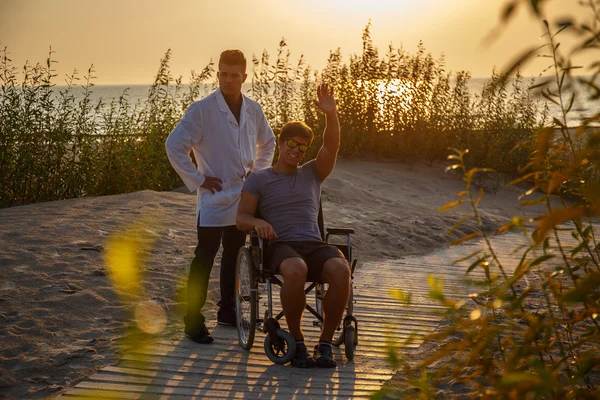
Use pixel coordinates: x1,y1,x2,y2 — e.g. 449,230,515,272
1,24,544,208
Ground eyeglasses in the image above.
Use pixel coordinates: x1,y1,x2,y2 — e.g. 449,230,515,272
285,138,309,153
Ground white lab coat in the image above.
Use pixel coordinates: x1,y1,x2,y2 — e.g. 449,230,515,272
165,88,275,227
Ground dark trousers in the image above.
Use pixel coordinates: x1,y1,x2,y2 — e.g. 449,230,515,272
184,225,246,329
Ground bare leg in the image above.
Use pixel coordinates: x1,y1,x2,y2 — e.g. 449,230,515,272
319,257,351,342
279,257,308,341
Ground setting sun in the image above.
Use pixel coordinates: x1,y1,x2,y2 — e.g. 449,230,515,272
357,78,415,129
0,0,583,84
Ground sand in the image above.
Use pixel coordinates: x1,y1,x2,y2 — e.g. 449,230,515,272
0,160,548,399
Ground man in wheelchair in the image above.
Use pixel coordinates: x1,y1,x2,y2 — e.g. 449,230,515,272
236,84,350,368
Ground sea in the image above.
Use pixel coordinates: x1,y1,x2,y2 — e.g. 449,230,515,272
53,78,598,128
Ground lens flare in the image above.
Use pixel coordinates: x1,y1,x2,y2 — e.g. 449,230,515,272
135,300,167,334
104,218,156,299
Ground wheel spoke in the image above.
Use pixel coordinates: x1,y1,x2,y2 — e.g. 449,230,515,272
235,249,257,349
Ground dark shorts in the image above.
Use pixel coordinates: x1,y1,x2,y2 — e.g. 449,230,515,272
267,241,345,282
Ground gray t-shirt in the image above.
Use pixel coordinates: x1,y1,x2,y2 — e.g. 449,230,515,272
242,160,322,243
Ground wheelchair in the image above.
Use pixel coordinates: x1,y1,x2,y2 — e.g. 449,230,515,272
233,206,358,365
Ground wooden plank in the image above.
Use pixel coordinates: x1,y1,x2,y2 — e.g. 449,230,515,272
86,372,385,390
74,381,377,398
62,387,373,400
117,357,394,377
100,365,393,383
63,231,554,398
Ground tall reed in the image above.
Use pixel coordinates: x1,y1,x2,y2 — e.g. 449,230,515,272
0,48,213,207
1,24,545,207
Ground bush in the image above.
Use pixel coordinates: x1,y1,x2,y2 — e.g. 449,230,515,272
379,2,600,398
0,48,213,207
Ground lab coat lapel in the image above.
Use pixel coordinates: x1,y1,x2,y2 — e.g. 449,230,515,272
239,94,250,131
215,88,238,126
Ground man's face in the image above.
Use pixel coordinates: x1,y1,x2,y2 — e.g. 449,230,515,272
217,64,247,98
278,136,310,167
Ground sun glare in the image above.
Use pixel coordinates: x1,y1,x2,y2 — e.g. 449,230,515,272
357,78,415,130
375,79,414,109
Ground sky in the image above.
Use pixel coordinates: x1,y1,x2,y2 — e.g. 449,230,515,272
0,0,592,85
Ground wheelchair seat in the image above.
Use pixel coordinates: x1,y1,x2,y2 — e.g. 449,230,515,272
234,201,358,364
252,201,353,270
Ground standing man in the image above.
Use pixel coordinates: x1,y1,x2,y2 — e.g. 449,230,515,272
166,50,275,344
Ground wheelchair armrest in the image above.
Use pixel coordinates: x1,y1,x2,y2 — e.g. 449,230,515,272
246,230,268,250
326,227,355,235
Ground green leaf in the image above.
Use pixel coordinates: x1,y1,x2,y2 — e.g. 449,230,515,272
513,259,531,281
508,171,539,186
553,117,566,128
501,1,518,22
575,352,600,378
389,289,412,304
570,240,590,255
528,79,551,90
445,164,462,173
450,232,482,246
529,254,555,267
542,90,560,105
370,389,389,400
555,22,573,36
466,257,486,275
565,92,575,114
563,272,600,303
500,44,546,78
534,127,554,168
500,372,541,386
466,168,495,187
475,187,484,208
446,215,471,236
530,0,541,14
520,196,543,206
452,249,483,265
438,200,467,212
493,221,514,236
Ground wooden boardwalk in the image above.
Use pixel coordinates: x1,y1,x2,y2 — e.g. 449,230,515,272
60,229,573,399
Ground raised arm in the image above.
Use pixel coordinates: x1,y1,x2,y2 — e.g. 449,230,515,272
314,83,340,181
236,191,278,239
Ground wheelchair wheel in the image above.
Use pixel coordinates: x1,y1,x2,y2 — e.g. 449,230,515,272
332,284,354,346
264,329,296,365
344,325,356,360
235,247,257,350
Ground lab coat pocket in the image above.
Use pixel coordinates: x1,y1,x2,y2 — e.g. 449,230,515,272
200,179,243,206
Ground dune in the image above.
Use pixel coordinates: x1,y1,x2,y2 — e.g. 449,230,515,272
0,160,547,398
